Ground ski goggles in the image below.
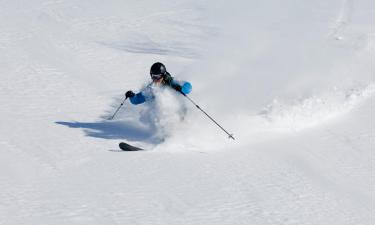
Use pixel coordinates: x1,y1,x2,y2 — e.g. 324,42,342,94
151,73,164,80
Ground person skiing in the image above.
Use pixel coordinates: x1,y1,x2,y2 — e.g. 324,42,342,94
125,62,192,105
111,62,234,151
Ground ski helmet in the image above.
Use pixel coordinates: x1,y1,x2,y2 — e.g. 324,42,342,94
150,62,166,80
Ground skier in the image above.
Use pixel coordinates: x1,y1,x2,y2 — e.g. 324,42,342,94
115,62,233,151
125,62,192,104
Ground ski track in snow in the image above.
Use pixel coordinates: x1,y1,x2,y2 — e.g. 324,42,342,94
2,0,375,224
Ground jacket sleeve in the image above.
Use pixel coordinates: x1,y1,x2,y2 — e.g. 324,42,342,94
171,80,192,95
164,73,192,95
129,92,146,105
128,84,155,105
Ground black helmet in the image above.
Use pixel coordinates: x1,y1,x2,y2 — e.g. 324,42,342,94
150,62,166,80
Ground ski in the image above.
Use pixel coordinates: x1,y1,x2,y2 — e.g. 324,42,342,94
119,142,144,151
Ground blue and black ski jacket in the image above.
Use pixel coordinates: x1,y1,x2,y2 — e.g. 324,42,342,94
129,72,192,105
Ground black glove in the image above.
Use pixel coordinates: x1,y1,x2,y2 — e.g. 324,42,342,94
174,85,182,93
125,90,135,98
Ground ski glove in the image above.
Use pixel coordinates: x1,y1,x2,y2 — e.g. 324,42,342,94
125,90,135,98
174,84,182,93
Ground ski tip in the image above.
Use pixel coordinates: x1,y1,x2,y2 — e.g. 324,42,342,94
119,142,144,151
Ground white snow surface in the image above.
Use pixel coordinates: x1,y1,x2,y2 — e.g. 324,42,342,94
2,0,375,224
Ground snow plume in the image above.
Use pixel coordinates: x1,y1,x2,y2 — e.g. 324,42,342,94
260,84,375,131
116,87,189,146
151,88,189,140
185,0,375,133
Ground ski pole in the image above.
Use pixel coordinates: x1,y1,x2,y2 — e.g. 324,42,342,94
182,93,235,140
108,96,128,120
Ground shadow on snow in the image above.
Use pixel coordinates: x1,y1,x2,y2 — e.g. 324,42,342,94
55,120,160,144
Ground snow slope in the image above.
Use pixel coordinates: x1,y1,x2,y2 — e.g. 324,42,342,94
1,0,375,224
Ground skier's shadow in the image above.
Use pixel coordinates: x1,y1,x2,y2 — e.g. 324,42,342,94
55,120,159,144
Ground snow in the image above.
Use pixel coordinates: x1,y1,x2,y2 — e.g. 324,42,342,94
1,0,375,224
